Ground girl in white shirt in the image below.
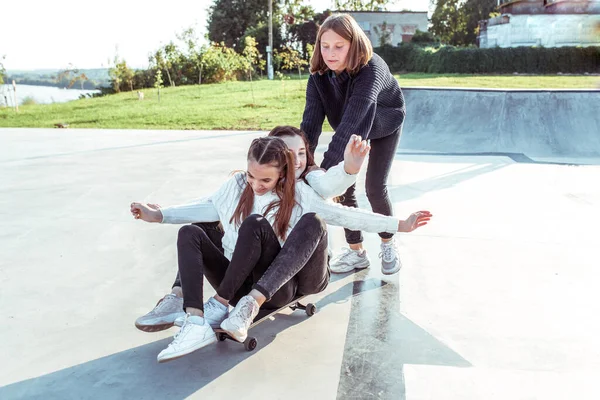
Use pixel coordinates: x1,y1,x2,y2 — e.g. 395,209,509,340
133,127,368,335
131,135,431,363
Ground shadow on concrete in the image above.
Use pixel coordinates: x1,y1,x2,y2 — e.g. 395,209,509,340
0,312,303,400
356,161,506,206
0,276,391,400
336,270,471,400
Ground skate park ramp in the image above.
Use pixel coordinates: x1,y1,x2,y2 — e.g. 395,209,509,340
1,88,600,399
400,88,600,164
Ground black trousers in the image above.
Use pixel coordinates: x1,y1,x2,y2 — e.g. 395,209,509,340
176,214,329,312
340,129,401,244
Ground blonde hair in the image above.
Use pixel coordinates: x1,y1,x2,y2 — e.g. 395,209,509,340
310,13,373,76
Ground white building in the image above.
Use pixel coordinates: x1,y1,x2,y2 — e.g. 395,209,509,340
342,11,429,47
479,0,600,48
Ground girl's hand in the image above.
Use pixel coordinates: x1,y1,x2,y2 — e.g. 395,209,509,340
343,134,371,175
398,211,432,232
130,202,163,223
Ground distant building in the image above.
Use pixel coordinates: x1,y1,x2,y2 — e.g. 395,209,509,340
340,11,429,46
478,0,600,48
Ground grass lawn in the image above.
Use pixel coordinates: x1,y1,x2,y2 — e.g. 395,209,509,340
397,73,600,89
1,74,598,130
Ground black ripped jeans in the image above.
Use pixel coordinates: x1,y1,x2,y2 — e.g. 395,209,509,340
176,213,330,312
339,129,401,244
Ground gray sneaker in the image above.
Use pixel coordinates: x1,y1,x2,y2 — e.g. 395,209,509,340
330,247,371,274
135,294,186,332
380,239,402,275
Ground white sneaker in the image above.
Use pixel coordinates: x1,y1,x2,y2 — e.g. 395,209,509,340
156,314,217,363
174,297,229,329
380,239,402,275
330,247,371,273
219,295,260,342
135,294,186,332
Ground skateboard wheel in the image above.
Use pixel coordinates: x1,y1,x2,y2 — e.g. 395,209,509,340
217,333,227,342
306,303,317,316
244,337,258,351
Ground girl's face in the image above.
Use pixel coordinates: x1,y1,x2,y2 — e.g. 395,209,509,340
279,135,307,179
320,29,351,74
247,160,281,196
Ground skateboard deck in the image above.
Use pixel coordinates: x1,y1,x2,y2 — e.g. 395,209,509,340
214,295,317,351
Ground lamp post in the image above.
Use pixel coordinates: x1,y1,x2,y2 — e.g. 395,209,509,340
267,0,274,80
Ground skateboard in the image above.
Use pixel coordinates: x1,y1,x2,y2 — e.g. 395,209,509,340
214,295,317,351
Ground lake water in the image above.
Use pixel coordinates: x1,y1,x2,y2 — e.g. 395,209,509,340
0,84,100,106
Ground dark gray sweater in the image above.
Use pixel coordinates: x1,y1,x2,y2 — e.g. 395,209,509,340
300,53,406,170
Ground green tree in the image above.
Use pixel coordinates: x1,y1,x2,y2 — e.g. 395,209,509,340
109,55,135,93
242,21,284,59
207,0,278,52
154,69,164,102
56,64,89,90
200,42,245,84
282,1,318,59
279,45,308,79
176,26,206,84
151,44,177,88
334,0,393,11
462,0,498,45
306,43,314,62
282,0,315,22
431,0,468,46
431,0,497,46
121,63,134,92
242,36,261,103
162,42,179,87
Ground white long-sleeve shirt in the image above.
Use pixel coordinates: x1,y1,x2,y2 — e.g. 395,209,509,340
160,168,399,260
303,161,353,199
174,160,354,210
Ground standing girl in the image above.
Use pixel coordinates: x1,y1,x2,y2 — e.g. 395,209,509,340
301,13,406,275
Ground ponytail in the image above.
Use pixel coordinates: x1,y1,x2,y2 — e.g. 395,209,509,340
230,137,298,240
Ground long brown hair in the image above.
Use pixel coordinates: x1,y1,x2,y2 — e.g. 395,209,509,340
230,137,297,240
310,13,373,76
268,125,316,182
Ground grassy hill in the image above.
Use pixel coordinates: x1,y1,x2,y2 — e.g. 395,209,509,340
1,74,598,130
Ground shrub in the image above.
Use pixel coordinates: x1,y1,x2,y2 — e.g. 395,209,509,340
21,96,37,106
376,45,600,74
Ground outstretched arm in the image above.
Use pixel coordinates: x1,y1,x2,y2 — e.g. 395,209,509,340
303,186,431,233
130,172,244,225
305,134,371,199
130,199,220,224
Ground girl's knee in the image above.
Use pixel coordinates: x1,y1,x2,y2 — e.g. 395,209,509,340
240,214,267,229
177,224,205,245
299,213,326,233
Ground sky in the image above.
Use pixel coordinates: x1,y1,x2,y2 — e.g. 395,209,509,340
0,0,431,71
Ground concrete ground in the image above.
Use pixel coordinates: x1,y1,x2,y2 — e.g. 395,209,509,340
1,128,600,399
